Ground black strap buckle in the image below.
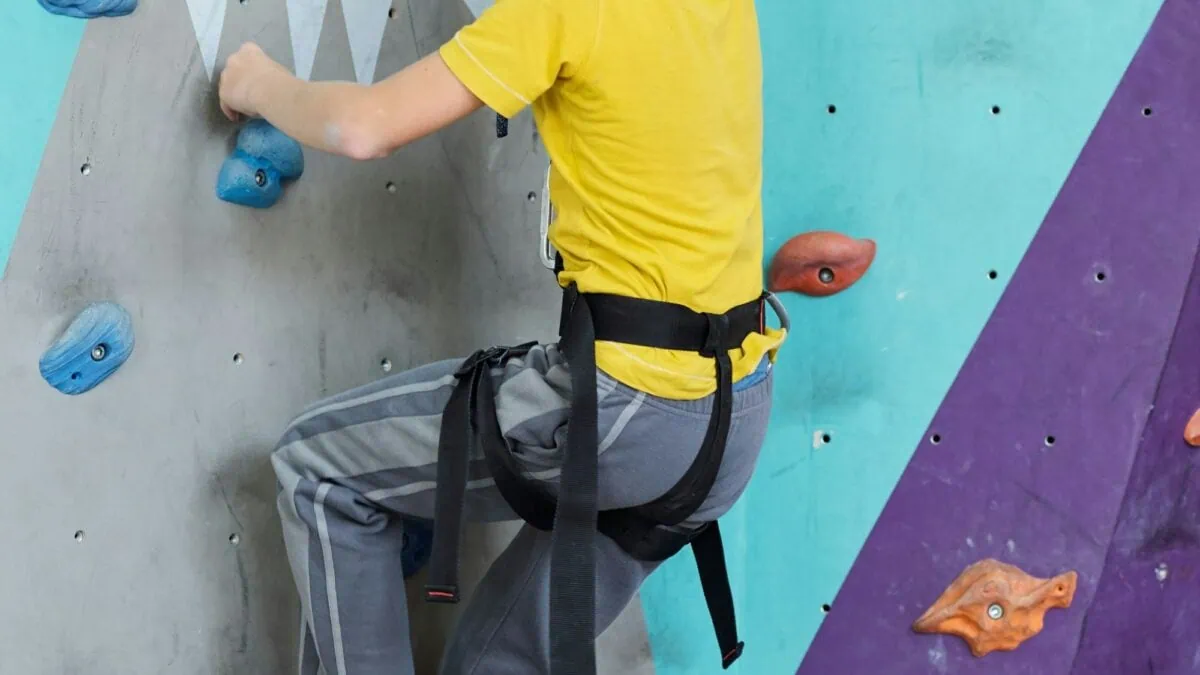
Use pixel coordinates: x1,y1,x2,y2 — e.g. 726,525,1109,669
454,341,538,378
700,313,730,357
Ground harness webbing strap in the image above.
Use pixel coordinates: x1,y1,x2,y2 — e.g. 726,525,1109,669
424,342,538,604
694,522,745,668
549,289,601,672
426,286,767,674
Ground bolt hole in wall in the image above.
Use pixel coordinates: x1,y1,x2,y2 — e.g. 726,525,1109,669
527,191,538,203
1044,435,1056,447
386,181,397,194
987,269,998,280
1143,106,1154,117
380,358,393,373
229,533,240,546
826,104,837,114
388,6,397,18
930,433,942,445
233,353,244,365
1094,268,1108,283
821,603,832,614
80,163,91,176
991,105,1001,115
74,530,85,543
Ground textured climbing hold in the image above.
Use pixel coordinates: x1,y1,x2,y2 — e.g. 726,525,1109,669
38,0,136,18
39,302,135,396
767,231,876,297
401,517,434,578
216,119,304,209
1184,408,1200,446
912,558,1077,657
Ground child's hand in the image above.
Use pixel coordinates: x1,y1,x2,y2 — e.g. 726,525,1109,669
218,42,284,121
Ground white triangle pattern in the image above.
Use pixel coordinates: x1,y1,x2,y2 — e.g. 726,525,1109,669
185,0,228,80
286,0,329,81
342,0,392,84
186,0,407,84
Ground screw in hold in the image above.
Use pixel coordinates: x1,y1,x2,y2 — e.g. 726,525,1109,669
91,344,107,361
818,267,835,284
986,603,1004,620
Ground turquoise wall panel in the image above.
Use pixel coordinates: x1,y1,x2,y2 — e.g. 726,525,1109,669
641,0,1162,672
0,6,84,274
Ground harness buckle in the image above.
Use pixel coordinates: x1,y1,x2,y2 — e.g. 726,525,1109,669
454,341,539,378
700,313,730,357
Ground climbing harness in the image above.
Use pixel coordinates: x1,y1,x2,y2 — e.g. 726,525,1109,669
425,252,787,673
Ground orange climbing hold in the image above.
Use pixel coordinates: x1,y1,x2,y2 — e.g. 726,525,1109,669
767,231,876,297
912,558,1077,657
1184,408,1200,446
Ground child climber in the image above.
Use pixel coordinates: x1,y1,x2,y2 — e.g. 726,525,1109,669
217,0,785,672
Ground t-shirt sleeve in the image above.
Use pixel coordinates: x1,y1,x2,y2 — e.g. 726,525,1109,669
438,0,596,119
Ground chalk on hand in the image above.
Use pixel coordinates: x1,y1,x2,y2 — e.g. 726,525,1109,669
216,120,305,209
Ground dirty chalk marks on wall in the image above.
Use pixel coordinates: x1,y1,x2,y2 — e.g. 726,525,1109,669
342,0,392,84
185,0,227,79
285,0,328,81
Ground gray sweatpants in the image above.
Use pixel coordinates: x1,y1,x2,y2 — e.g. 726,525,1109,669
271,343,773,675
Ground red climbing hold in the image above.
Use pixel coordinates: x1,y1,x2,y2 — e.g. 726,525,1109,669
1184,408,1200,446
768,231,876,297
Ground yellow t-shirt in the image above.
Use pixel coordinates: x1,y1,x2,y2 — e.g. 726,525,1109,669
439,0,785,400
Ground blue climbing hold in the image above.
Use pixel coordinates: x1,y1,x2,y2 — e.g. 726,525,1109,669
38,0,136,19
39,302,135,396
216,119,305,209
401,517,434,579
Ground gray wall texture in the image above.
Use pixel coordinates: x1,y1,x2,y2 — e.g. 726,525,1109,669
0,0,652,672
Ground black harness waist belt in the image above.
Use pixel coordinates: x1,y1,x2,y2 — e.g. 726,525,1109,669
425,284,768,674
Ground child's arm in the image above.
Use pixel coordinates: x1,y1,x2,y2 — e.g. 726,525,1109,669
218,42,483,160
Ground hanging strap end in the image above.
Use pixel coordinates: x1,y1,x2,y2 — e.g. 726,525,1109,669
721,641,745,669
424,585,460,604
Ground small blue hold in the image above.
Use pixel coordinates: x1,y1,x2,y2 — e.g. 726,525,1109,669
217,120,305,209
40,302,135,396
401,517,434,579
38,0,136,19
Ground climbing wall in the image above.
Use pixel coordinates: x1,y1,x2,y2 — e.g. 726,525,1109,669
8,0,1199,672
639,0,1181,672
0,0,652,672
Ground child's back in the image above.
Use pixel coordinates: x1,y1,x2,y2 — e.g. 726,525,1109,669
441,0,783,399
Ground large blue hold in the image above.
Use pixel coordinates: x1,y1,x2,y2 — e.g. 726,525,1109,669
216,120,305,209
38,0,136,19
39,302,135,396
